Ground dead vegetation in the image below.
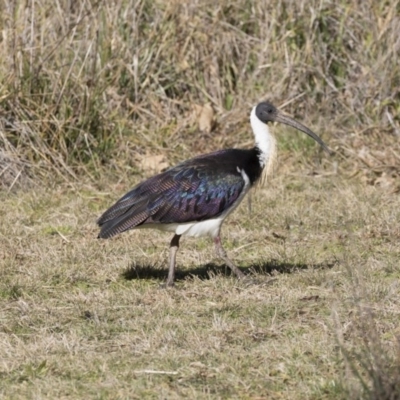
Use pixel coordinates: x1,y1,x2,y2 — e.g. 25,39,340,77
0,0,399,184
1,0,400,398
1,176,400,399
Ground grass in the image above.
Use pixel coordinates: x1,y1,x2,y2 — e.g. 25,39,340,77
1,173,400,398
1,0,399,183
1,0,400,398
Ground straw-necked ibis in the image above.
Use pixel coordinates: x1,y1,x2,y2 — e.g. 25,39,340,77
98,101,330,286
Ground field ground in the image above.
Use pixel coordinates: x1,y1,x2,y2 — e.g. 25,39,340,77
1,169,399,399
1,0,399,397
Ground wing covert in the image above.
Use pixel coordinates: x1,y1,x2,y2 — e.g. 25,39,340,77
98,149,253,237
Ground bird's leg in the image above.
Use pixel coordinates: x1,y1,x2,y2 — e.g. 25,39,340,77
166,234,181,287
214,235,245,280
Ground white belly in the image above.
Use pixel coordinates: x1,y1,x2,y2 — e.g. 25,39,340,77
167,215,226,238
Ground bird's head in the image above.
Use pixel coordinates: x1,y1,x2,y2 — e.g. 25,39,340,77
255,101,332,155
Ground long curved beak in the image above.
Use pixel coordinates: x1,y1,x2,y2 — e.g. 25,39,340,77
275,112,332,155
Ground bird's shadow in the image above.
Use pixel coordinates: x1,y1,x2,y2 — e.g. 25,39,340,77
121,259,336,283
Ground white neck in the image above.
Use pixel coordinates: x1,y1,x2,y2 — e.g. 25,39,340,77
250,106,276,170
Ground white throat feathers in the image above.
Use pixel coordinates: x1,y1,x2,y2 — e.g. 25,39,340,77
250,106,277,186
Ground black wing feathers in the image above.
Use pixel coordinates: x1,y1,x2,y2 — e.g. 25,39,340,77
98,149,261,238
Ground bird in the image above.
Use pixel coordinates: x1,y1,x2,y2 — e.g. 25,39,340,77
97,101,331,287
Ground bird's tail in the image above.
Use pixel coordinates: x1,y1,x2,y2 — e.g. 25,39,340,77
97,196,149,238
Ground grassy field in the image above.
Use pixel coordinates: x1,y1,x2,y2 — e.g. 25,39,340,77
1,173,400,399
1,0,400,398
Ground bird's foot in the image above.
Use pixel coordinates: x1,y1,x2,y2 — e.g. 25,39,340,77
159,281,175,289
237,275,259,286
237,275,277,287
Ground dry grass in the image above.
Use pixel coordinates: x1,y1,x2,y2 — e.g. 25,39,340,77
1,0,400,398
1,174,400,399
0,0,399,182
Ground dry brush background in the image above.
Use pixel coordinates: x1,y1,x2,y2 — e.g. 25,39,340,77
0,0,400,399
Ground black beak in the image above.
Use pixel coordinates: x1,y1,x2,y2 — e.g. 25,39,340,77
275,112,332,155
